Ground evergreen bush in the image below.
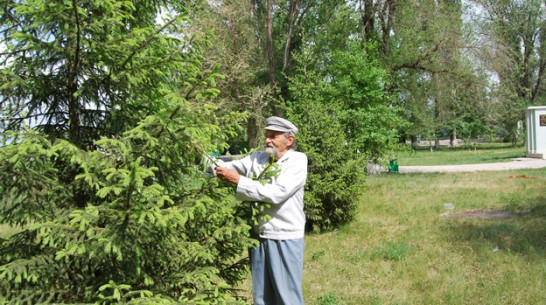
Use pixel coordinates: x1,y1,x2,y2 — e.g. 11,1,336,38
286,70,366,232
285,43,404,232
0,96,253,304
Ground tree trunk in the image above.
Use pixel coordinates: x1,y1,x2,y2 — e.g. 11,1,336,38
266,0,283,116
411,135,418,150
283,0,298,73
266,0,275,86
247,116,260,149
398,132,407,145
360,0,375,41
379,0,395,55
434,130,440,149
68,0,82,147
450,129,457,148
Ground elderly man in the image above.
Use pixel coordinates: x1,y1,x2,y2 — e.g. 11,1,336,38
215,116,308,305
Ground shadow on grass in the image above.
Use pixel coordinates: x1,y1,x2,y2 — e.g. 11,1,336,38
444,196,546,255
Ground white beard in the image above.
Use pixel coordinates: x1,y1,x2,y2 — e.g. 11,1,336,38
265,145,279,158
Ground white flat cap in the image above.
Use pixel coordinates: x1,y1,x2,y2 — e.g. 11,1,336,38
264,116,298,135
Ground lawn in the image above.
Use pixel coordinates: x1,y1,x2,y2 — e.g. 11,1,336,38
302,168,546,305
391,143,527,166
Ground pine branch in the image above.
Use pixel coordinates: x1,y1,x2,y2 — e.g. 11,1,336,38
155,68,217,138
118,14,182,73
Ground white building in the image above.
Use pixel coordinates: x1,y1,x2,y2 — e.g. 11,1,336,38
526,106,546,159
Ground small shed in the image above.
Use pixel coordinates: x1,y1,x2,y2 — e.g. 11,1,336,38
526,106,546,159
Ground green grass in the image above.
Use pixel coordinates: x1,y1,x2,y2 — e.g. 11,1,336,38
391,143,527,166
303,168,546,305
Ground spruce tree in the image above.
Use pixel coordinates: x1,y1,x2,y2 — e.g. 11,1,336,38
1,0,255,303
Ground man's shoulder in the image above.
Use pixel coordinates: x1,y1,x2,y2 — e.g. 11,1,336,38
284,150,307,163
290,150,307,158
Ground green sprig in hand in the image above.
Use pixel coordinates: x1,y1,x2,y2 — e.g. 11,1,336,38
253,154,280,184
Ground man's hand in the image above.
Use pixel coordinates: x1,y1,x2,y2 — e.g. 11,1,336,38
215,167,240,185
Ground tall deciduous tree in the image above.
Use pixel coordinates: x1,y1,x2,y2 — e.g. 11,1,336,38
473,0,546,143
191,0,322,149
261,0,313,115
366,0,489,147
284,6,405,230
188,0,270,151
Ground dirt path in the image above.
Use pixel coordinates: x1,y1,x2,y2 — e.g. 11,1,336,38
398,157,546,173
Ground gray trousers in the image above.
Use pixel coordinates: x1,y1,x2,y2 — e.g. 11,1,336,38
250,238,304,305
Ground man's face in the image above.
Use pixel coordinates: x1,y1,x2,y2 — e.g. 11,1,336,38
265,130,293,160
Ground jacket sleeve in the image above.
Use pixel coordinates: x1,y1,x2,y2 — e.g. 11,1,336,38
214,155,251,176
235,153,307,205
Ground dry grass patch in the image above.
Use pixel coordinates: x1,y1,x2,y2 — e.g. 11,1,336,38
442,209,530,220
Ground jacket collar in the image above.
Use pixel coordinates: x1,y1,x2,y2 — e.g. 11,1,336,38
276,149,294,163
